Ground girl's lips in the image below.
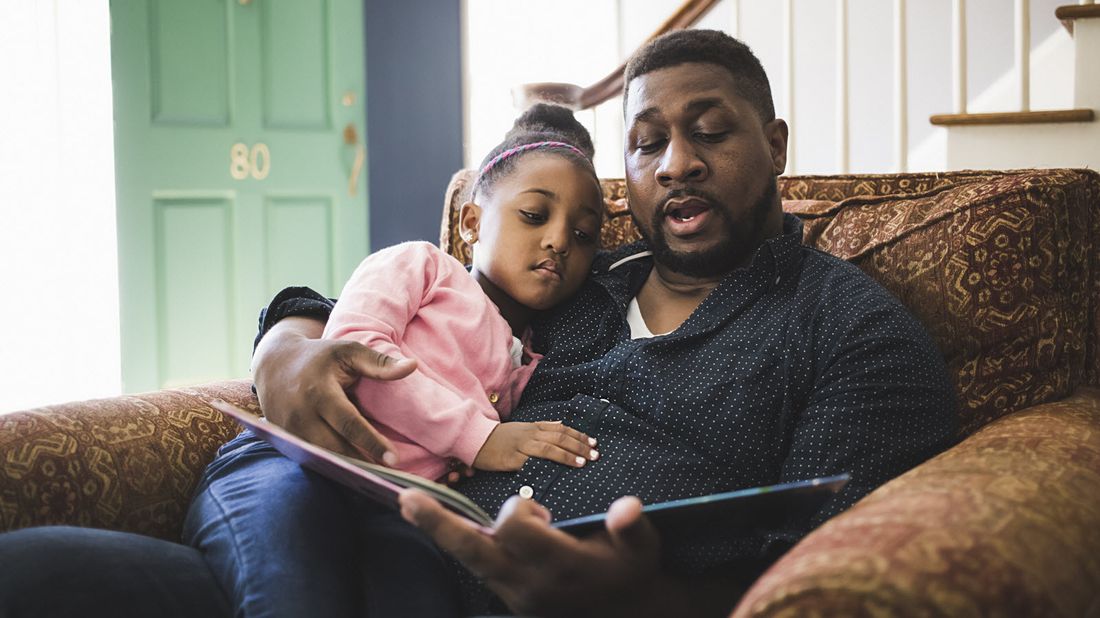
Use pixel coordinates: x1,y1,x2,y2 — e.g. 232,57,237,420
534,259,563,281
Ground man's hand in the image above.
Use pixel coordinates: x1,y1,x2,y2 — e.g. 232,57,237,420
473,421,599,471
252,316,416,463
400,490,677,618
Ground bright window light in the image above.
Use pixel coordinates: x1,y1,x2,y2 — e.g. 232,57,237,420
0,0,121,413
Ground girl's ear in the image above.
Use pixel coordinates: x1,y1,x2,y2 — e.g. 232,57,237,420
458,201,482,245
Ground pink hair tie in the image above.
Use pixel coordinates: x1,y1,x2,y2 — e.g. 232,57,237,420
477,141,589,180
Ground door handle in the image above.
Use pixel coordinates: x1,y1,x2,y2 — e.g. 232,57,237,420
348,145,365,197
344,123,364,197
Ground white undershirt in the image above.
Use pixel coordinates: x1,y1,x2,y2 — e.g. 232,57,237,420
626,296,671,339
509,335,524,367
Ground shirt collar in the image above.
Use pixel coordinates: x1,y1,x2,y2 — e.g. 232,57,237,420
587,214,805,338
594,214,804,294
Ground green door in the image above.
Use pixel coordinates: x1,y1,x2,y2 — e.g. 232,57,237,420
111,0,368,392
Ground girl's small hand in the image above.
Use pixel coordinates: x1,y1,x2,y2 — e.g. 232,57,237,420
473,421,599,472
444,461,477,486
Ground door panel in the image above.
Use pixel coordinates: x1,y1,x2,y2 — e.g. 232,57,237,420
155,197,236,386
112,0,367,392
264,196,335,296
148,0,231,126
260,0,331,129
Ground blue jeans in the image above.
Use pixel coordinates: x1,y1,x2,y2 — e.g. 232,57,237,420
182,429,463,618
0,526,231,618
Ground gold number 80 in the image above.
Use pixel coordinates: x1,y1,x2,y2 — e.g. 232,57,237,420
230,142,271,180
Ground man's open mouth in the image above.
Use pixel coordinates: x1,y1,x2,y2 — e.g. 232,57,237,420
664,197,711,222
661,196,714,237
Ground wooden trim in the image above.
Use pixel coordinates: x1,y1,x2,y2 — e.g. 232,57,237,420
1055,5,1100,20
514,0,722,110
929,108,1095,126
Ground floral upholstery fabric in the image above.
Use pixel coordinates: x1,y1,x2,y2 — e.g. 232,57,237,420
732,387,1100,618
784,169,1099,435
0,381,254,541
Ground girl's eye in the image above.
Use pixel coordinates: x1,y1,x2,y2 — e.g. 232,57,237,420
519,210,546,222
574,228,596,243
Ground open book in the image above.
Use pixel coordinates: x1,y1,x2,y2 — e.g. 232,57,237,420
210,399,494,526
210,399,849,537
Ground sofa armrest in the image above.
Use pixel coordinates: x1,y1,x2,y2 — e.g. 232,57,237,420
732,387,1100,617
0,380,257,541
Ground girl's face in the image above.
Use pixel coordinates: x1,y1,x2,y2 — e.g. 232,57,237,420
461,153,603,313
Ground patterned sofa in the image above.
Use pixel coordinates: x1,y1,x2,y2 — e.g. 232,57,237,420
2,168,1098,616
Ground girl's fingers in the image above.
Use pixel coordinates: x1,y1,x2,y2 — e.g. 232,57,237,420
534,421,597,448
533,430,599,462
519,440,589,468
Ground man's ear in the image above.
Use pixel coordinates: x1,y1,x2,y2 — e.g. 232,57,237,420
764,118,789,176
458,201,482,245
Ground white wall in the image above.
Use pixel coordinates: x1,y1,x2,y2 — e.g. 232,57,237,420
0,0,121,412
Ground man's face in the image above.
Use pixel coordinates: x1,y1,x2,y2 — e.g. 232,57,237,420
624,62,788,278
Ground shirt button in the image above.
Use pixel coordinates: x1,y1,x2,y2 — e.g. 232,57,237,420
488,392,500,404
518,485,534,499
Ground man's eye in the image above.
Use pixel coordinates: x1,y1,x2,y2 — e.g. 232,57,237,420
695,131,728,143
519,210,546,222
636,139,664,154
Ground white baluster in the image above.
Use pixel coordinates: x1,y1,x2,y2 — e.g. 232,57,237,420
953,0,967,114
783,0,796,174
732,0,741,39
837,0,849,173
1016,0,1030,111
895,0,908,172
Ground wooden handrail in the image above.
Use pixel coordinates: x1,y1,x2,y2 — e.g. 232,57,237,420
929,109,1095,126
512,0,722,111
1056,3,1100,33
1055,4,1100,20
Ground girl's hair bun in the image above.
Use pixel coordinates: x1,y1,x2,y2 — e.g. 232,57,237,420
473,103,599,200
506,103,595,159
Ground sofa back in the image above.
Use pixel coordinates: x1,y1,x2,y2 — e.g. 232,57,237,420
441,168,1100,436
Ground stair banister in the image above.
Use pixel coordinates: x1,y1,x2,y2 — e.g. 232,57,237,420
512,0,722,111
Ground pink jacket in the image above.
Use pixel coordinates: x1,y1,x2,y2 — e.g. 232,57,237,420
323,241,541,480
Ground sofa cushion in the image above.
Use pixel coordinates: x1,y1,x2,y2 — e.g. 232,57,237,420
786,170,1096,435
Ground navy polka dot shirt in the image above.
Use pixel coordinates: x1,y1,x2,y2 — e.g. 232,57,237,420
259,214,958,580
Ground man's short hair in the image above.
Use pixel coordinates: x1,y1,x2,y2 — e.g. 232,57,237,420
623,29,776,123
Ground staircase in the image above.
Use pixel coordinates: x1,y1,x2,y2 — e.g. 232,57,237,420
509,0,1099,174
933,3,1099,169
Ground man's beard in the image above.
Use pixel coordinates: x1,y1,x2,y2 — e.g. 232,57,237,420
633,178,779,278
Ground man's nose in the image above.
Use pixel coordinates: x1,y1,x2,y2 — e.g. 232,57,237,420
656,137,707,185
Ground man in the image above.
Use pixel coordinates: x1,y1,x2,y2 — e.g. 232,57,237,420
0,29,956,618
245,29,957,616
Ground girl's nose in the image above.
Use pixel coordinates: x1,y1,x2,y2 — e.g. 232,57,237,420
543,225,570,255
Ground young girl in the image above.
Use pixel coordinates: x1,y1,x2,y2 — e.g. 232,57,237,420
184,105,607,618
323,103,605,481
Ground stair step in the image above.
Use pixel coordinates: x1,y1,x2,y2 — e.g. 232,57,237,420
930,109,1095,126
